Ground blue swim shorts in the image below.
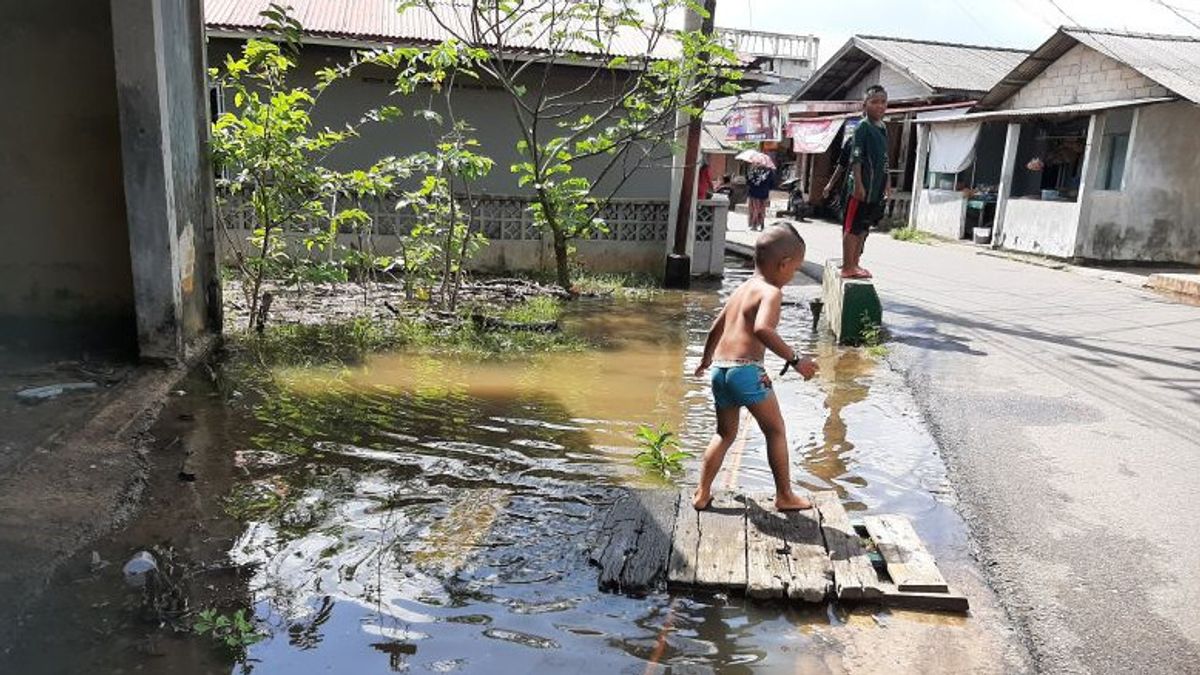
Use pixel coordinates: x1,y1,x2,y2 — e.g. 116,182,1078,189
710,363,773,409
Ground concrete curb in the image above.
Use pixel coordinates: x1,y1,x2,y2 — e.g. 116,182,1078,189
1147,273,1200,299
725,240,825,283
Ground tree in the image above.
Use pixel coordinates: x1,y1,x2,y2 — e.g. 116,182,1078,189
210,5,491,328
400,0,742,289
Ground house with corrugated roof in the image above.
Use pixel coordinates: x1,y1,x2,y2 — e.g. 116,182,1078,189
204,0,757,277
910,27,1200,265
786,35,1029,220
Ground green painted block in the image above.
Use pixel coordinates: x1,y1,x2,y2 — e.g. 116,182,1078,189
822,259,883,345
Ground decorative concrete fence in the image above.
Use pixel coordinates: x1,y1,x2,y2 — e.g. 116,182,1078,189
218,193,727,277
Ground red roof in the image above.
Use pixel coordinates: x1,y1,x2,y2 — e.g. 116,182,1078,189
205,0,684,59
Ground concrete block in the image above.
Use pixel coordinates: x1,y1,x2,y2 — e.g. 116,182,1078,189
822,259,883,346
1147,273,1200,299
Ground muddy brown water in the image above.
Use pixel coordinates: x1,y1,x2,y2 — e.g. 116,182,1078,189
1,267,1026,674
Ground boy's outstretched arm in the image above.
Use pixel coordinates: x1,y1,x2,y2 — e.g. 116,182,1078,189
694,306,726,376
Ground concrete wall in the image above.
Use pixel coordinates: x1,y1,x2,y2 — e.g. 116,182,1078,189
0,2,136,349
209,39,673,201
915,190,968,239
1002,44,1169,110
998,198,1080,257
1076,102,1200,264
845,63,930,102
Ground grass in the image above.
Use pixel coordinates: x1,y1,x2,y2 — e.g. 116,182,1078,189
229,314,588,367
499,296,562,324
890,226,930,244
860,312,888,358
571,272,661,298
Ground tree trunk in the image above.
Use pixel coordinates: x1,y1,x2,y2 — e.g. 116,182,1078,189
552,227,570,291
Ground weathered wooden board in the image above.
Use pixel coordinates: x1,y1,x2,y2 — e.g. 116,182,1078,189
863,514,948,593
593,492,647,592
667,490,703,587
744,495,793,599
693,493,747,590
811,491,884,601
745,494,831,602
619,490,680,595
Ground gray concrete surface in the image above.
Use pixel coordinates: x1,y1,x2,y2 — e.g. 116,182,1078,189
730,216,1200,674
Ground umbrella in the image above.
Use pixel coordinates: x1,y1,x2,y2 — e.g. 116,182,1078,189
735,149,776,169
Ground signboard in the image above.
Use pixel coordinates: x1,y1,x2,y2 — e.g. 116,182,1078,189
724,104,780,141
786,118,845,154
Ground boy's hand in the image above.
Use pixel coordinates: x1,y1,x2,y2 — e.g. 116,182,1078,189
694,358,711,377
797,357,818,381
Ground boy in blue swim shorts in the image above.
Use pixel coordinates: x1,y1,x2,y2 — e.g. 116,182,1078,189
693,224,819,511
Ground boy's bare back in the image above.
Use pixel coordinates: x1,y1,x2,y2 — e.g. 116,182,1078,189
712,277,782,363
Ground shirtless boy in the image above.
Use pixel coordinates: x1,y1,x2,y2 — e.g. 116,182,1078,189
692,224,819,511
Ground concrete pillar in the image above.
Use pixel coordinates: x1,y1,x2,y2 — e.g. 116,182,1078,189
110,0,217,362
908,124,928,229
1072,113,1106,259
992,122,1022,248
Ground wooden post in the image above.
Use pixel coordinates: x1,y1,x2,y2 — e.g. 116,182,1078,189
992,122,1022,248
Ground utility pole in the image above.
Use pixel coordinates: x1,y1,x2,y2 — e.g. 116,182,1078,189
663,0,718,289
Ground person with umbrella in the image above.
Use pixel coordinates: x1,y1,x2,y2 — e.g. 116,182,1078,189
737,150,776,231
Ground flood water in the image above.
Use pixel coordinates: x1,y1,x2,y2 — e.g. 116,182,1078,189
2,265,1023,674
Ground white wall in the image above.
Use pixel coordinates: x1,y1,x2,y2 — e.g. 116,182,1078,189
998,198,1080,257
915,190,967,239
845,63,930,102
1077,102,1200,264
1002,44,1169,110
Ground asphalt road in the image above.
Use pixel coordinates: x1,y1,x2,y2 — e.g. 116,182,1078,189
730,216,1200,674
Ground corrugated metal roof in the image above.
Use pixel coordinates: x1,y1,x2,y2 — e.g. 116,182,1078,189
919,96,1175,124
978,28,1200,109
1066,28,1200,104
791,35,1028,102
204,0,682,59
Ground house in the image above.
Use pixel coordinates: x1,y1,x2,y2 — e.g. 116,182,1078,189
1,0,219,362
909,27,1200,265
205,0,760,277
787,35,1029,217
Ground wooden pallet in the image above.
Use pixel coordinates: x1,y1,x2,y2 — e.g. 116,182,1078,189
590,489,968,612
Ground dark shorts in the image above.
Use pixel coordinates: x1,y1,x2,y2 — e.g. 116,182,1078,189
843,197,883,236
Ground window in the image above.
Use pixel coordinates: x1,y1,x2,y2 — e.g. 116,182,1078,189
1098,108,1134,191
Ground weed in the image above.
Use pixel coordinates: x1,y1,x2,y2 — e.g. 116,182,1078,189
890,226,929,244
572,272,661,298
499,296,562,324
859,312,888,358
633,424,692,479
193,608,265,650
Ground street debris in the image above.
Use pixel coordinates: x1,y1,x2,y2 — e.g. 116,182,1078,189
15,382,98,404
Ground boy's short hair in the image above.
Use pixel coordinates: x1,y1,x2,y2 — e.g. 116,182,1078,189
865,84,888,100
755,223,806,267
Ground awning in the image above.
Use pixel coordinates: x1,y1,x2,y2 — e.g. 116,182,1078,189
919,97,1177,125
786,118,845,153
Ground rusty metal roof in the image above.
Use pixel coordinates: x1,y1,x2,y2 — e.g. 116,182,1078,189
205,0,683,59
920,96,1176,124
790,35,1028,102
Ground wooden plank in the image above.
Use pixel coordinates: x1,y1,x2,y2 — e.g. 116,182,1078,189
693,493,747,590
744,494,792,599
862,514,949,593
811,491,884,601
744,493,830,602
667,489,702,587
781,503,833,603
874,588,969,613
619,490,680,595
592,492,645,592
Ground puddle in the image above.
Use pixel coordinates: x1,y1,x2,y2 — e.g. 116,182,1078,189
1,268,1023,674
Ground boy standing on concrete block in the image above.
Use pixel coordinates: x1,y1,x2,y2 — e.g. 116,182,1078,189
842,85,891,279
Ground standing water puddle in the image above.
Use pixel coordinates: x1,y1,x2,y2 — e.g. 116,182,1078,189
3,267,1025,674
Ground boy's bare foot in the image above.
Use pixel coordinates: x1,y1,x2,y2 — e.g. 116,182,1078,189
775,492,813,511
692,490,715,511
840,267,872,279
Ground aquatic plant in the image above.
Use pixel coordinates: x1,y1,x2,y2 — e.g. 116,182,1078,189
633,424,692,479
193,608,265,651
